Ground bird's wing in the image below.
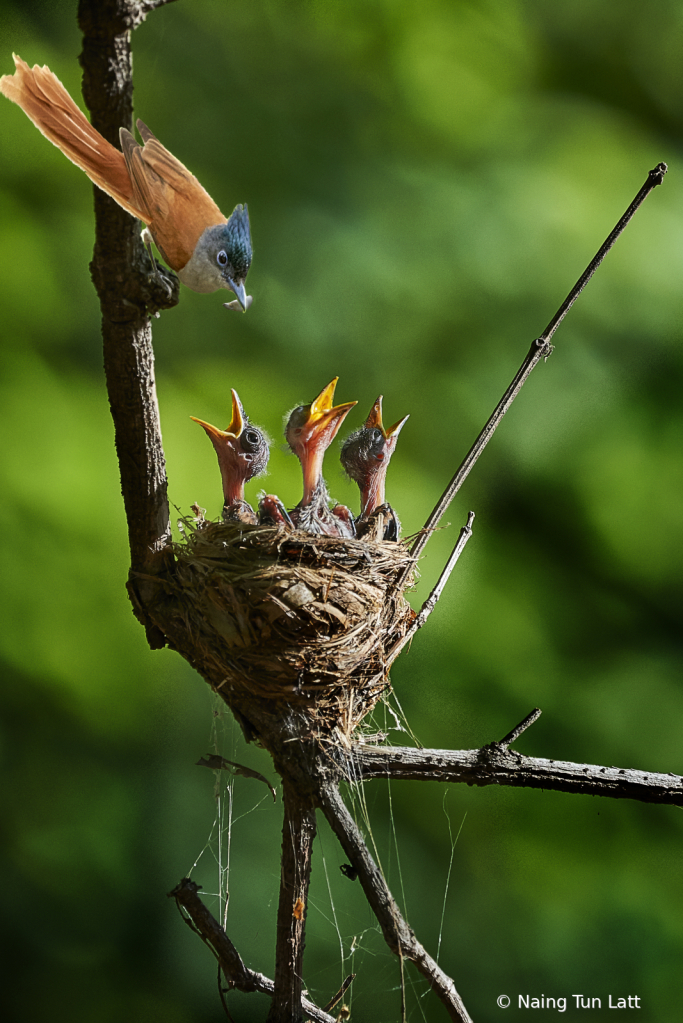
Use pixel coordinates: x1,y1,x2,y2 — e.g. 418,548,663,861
119,127,162,223
135,119,158,145
0,56,146,221
123,121,227,271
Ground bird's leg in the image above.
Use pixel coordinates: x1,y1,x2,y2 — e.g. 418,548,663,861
141,227,174,298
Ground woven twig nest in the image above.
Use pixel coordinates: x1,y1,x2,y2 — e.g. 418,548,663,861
163,518,416,740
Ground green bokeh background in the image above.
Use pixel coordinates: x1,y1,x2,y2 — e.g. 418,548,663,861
1,1,682,1020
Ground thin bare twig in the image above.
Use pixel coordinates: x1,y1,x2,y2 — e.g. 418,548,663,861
321,973,355,1013
318,781,473,1023
497,708,542,747
395,162,667,591
170,879,337,1023
217,962,238,1023
197,754,277,802
352,744,683,805
388,512,475,667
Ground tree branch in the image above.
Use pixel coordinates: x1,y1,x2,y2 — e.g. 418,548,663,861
267,781,318,1023
389,512,475,667
77,0,180,645
317,781,473,1023
169,879,337,1023
395,162,667,592
73,9,672,1022
352,743,683,806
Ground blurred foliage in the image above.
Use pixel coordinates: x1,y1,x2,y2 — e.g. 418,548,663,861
1,0,682,1020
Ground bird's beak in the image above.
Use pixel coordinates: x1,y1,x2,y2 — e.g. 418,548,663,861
307,378,358,441
190,389,245,442
385,413,410,438
191,391,249,505
227,388,246,435
297,378,357,500
190,415,228,442
226,278,248,311
365,395,409,439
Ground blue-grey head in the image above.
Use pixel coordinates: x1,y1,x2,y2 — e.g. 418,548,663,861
178,204,253,310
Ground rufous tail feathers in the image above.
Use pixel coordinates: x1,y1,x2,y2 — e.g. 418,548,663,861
0,54,149,223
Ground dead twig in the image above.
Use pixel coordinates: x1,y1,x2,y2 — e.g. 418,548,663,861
395,163,668,591
352,740,683,806
317,781,473,1023
387,511,475,668
196,754,277,802
170,878,337,1023
497,708,542,748
321,973,355,1013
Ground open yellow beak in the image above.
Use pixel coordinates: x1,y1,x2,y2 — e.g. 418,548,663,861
292,378,357,503
305,377,358,435
365,395,409,439
190,388,245,441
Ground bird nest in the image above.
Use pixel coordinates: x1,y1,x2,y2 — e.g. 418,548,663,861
162,517,416,740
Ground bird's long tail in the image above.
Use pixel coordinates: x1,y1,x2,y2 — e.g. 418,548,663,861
0,54,148,222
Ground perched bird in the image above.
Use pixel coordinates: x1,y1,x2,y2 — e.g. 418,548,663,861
191,390,269,524
257,493,294,529
340,395,408,541
0,55,252,310
286,378,357,537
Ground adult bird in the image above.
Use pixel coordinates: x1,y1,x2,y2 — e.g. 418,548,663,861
286,379,357,536
0,55,252,310
191,390,269,524
340,395,409,541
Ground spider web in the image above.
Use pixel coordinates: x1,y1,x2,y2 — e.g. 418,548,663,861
183,690,467,1020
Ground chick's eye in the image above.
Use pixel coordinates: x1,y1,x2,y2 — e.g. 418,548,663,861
241,428,262,453
217,250,228,267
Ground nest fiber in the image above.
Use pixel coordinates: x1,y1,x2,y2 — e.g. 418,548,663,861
166,519,416,737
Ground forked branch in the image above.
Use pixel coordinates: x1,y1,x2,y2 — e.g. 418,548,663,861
170,879,337,1023
75,4,672,1017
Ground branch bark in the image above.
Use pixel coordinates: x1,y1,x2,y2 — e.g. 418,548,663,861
353,743,683,805
267,781,318,1023
78,0,179,646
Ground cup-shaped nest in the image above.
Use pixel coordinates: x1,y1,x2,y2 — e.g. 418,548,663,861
162,519,416,739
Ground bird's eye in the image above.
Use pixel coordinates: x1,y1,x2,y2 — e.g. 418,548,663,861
217,250,228,267
241,428,262,453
